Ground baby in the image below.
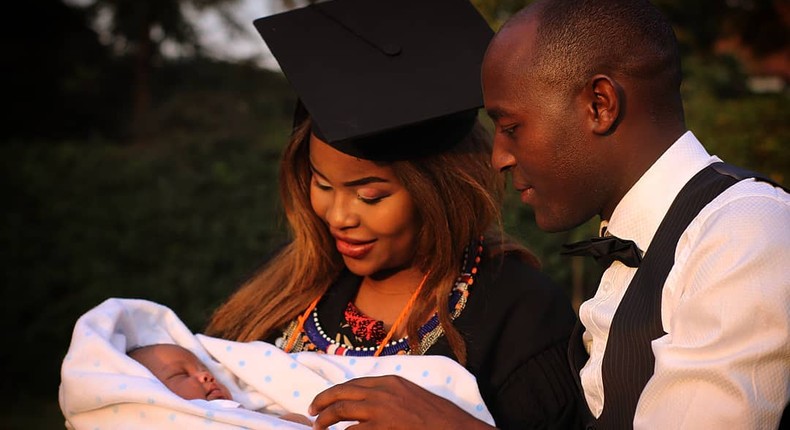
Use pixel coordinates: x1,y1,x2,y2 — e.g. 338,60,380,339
60,298,496,429
129,343,312,426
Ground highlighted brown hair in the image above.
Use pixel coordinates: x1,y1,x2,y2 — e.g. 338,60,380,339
205,118,537,364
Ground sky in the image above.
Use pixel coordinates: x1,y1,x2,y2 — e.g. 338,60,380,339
64,0,297,71
189,0,286,70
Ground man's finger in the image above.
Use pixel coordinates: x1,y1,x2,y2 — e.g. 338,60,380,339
311,399,373,429
309,376,397,415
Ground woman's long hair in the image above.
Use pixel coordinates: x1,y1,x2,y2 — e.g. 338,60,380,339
205,117,537,364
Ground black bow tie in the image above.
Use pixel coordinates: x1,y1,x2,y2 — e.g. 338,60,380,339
561,236,643,268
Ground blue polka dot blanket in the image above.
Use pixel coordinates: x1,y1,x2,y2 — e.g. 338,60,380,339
59,298,496,429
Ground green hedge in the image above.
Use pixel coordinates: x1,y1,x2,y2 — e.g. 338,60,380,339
1,55,786,428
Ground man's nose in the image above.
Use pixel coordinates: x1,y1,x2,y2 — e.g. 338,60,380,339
491,140,516,173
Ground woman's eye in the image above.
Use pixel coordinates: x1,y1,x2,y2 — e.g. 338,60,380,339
357,192,386,204
313,179,332,191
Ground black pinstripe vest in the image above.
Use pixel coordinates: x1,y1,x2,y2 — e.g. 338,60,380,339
568,162,788,430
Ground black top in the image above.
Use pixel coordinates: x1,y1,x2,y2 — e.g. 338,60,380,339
268,249,582,429
436,251,581,429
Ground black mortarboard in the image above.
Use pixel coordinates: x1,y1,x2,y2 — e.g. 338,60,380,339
254,0,493,160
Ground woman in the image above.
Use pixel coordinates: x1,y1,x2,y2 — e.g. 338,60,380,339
206,0,580,428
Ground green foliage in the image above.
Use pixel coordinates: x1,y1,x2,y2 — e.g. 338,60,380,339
0,397,64,430
5,2,788,428
471,0,533,29
145,58,297,148
4,0,125,140
682,55,790,185
1,135,289,400
655,0,787,57
81,0,240,50
2,52,301,426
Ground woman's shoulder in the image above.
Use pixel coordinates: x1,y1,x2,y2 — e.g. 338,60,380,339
478,248,562,299
451,245,577,403
466,247,576,342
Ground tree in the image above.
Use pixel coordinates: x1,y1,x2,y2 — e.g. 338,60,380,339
74,0,242,140
1,0,118,141
470,0,787,61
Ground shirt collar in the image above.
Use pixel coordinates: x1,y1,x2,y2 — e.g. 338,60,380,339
605,131,720,253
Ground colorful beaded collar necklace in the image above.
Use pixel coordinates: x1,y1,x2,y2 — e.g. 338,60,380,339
281,237,483,357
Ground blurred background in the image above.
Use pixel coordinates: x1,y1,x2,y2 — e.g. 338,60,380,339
2,0,787,427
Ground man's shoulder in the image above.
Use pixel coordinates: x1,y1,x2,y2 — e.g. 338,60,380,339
702,178,790,219
683,177,789,247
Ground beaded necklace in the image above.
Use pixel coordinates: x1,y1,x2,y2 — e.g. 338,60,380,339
279,237,483,356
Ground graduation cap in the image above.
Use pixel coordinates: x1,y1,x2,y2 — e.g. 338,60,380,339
254,0,493,160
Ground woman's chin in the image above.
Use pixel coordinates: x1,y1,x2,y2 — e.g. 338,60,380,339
344,260,376,277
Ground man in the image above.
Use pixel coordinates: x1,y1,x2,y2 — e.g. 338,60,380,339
308,0,789,428
482,0,789,428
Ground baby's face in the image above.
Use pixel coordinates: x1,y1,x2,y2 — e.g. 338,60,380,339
130,344,232,401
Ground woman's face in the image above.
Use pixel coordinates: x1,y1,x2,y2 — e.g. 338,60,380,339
308,134,421,277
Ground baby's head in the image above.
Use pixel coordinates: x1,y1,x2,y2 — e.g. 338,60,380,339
129,343,232,401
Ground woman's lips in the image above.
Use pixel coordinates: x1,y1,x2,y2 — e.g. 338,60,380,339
335,238,375,259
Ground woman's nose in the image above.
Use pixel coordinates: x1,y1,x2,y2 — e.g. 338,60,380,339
325,196,359,229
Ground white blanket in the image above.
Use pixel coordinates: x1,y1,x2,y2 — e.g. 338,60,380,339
59,298,495,429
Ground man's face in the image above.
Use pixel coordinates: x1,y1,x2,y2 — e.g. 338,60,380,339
481,20,606,232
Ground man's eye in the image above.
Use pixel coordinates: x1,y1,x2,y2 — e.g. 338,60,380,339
501,125,517,135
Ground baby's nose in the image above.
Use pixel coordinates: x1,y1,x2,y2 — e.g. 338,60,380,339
197,370,214,383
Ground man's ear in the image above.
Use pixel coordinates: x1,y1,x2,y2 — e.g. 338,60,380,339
585,74,621,135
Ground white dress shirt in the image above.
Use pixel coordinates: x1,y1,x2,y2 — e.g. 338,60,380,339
578,131,790,429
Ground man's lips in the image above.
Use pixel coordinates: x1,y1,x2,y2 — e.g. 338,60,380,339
335,237,375,259
515,184,535,204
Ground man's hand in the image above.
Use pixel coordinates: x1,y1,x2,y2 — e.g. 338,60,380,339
308,375,496,429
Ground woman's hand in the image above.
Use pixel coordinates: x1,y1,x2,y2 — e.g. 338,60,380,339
308,375,497,430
